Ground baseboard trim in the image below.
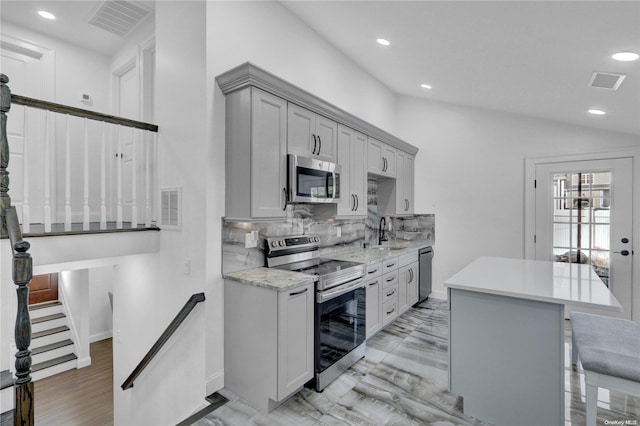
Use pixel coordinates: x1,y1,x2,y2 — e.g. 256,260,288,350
205,370,224,396
90,331,113,343
76,356,92,369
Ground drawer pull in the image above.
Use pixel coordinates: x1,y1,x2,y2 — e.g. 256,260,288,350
386,263,395,268
386,289,396,297
386,307,395,315
289,288,308,296
368,268,378,274
369,281,379,287
386,276,395,282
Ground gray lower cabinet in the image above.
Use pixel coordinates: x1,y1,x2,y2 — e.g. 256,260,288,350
382,269,399,326
225,86,288,219
398,261,419,313
365,262,382,338
224,280,314,412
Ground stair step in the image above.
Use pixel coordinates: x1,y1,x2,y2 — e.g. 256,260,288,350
31,312,65,324
31,340,75,366
0,409,13,425
0,371,12,391
32,325,69,340
32,353,77,373
29,301,61,311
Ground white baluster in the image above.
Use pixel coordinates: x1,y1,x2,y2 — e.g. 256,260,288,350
83,117,90,230
64,115,71,231
100,122,107,230
131,128,138,228
22,108,30,233
116,125,123,228
145,131,151,227
43,111,52,232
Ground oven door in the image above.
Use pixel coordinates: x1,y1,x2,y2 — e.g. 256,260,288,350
315,281,366,377
288,154,341,203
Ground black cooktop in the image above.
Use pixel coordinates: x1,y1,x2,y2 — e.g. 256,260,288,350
275,258,362,277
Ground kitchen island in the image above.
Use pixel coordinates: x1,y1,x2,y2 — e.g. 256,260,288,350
444,256,622,426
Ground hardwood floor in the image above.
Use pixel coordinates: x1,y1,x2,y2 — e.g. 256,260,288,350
34,338,113,426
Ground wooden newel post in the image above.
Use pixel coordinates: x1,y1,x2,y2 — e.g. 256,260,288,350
1,74,35,425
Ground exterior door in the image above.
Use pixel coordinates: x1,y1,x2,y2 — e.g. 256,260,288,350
534,158,633,319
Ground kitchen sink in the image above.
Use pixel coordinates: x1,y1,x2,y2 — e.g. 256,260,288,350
370,245,407,251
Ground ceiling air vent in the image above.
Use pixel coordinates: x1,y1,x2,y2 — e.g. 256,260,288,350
87,0,152,37
588,71,627,90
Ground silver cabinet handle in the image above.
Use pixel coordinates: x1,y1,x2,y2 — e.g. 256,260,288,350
318,135,322,155
290,288,308,296
355,194,359,211
312,134,317,154
351,194,356,211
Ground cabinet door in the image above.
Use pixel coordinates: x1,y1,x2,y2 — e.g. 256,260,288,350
351,131,367,215
398,264,411,314
405,154,414,214
287,103,315,158
396,151,407,214
337,125,354,216
277,283,314,399
367,137,384,175
407,262,419,306
383,144,396,177
315,115,337,162
251,88,287,217
365,276,382,338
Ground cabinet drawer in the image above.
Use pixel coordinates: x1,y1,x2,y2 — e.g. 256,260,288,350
382,270,398,289
382,257,398,274
382,282,398,304
398,251,418,268
383,299,398,325
366,261,382,278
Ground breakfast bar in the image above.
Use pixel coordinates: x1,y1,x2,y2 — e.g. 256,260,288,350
444,256,622,426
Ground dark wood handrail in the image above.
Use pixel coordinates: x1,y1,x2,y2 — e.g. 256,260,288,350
121,292,205,390
11,94,158,132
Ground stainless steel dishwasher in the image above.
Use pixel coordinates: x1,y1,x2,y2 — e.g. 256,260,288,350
418,246,433,304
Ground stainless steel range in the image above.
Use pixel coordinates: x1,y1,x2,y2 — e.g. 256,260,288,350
265,235,366,391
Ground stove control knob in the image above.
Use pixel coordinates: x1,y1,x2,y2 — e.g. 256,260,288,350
271,241,277,247
278,240,285,247
314,236,320,242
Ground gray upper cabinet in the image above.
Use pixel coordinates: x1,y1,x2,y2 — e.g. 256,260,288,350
225,87,287,219
337,125,367,216
368,137,396,178
396,151,415,214
288,103,337,162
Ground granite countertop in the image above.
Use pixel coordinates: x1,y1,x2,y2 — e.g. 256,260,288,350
224,240,432,291
327,240,432,264
223,267,317,291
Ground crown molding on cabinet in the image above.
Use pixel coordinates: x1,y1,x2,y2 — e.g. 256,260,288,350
216,62,418,156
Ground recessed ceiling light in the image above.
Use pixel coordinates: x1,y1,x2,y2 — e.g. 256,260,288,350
612,52,639,62
38,10,56,20
588,109,606,115
420,83,432,90
376,38,390,46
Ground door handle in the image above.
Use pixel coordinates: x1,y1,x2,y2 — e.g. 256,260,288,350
318,136,322,155
355,194,359,211
352,194,356,211
282,187,287,210
614,250,630,256
312,134,317,154
289,288,308,296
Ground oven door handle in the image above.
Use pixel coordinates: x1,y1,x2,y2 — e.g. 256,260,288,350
317,277,364,303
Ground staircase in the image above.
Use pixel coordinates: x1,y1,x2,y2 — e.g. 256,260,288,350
0,370,13,420
30,301,78,381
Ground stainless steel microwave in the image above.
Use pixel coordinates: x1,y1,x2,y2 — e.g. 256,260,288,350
288,154,341,204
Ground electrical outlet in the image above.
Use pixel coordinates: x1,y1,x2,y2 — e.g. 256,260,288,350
245,232,258,248
336,226,341,237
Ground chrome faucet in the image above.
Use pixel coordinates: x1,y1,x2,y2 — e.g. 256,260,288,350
378,216,388,245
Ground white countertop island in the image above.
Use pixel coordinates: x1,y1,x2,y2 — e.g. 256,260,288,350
444,256,621,426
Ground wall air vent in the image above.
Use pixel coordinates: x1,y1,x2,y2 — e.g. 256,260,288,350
160,187,181,230
87,0,152,37
588,71,627,90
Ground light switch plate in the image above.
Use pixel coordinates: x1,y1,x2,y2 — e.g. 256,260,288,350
245,232,258,248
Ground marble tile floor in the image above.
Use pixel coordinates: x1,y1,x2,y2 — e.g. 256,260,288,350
193,299,640,426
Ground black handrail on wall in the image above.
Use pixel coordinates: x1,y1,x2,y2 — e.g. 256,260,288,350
121,292,206,390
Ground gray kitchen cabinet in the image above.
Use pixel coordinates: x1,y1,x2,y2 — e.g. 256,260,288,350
288,103,337,162
225,280,314,413
225,87,287,219
365,262,383,338
367,137,396,178
395,151,415,214
398,261,419,314
337,125,367,216
382,268,399,326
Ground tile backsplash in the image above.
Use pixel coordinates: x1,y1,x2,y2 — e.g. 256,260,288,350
222,182,434,274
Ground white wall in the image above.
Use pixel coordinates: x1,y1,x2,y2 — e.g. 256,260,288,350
89,266,113,342
59,269,90,366
395,95,640,299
